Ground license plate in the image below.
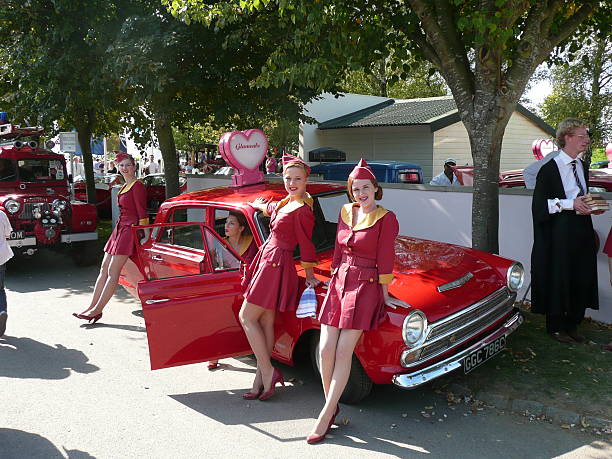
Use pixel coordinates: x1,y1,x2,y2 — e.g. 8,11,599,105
9,231,24,240
463,335,506,373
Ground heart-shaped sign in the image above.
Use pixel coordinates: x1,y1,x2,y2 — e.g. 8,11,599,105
531,138,556,160
219,129,268,187
606,143,612,162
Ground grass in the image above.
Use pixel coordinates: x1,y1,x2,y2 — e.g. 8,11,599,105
96,218,113,249
446,305,612,418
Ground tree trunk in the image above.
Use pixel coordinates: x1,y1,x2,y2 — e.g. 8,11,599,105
153,111,180,199
74,113,96,206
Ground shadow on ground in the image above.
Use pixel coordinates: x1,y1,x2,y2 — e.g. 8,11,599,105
0,335,99,379
0,429,94,459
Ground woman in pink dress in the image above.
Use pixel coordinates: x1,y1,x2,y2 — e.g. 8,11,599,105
208,211,258,369
265,152,277,174
307,159,409,444
73,153,148,324
240,154,320,400
603,228,612,351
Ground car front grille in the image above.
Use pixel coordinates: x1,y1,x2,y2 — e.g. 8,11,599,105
21,201,51,219
405,287,515,366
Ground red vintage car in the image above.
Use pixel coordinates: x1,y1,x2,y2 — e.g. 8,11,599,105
74,174,124,217
119,181,525,403
453,165,612,192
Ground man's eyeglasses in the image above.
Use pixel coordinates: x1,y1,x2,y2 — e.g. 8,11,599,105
569,134,590,140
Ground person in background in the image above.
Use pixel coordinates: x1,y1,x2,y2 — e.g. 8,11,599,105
531,118,598,344
265,152,277,174
146,154,159,175
0,208,14,337
157,159,164,174
429,158,460,186
603,228,612,351
107,161,117,174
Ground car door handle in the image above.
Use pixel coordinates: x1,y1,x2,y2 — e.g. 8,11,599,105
151,255,163,261
145,298,170,305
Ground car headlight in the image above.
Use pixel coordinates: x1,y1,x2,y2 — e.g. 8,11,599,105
506,262,525,292
52,199,68,211
4,199,20,214
402,310,428,347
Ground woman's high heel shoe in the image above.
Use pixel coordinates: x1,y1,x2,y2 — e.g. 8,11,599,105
77,313,102,324
306,405,340,445
258,368,285,401
242,388,263,400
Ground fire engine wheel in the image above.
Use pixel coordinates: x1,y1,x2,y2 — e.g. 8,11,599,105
71,241,100,266
310,333,373,404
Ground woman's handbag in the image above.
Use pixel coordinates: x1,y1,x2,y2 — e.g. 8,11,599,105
296,286,317,319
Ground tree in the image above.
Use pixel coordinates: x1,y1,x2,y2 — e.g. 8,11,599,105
167,0,610,253
539,35,612,154
0,0,133,205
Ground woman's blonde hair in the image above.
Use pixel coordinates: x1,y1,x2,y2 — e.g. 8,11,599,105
283,160,310,176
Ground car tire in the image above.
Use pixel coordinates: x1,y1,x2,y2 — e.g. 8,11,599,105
310,333,373,404
71,241,100,266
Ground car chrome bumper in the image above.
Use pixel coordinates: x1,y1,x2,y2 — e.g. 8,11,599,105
61,232,98,243
8,237,36,248
392,309,523,390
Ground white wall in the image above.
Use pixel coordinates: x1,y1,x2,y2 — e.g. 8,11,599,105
432,111,552,176
379,185,612,323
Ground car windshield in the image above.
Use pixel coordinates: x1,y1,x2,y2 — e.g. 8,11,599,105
255,191,349,254
0,159,16,181
17,158,65,182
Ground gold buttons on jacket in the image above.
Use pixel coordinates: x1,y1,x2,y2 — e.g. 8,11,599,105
347,247,352,252
369,278,374,282
272,263,277,267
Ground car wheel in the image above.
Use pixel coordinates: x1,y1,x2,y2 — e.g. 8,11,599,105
309,333,373,404
71,241,100,267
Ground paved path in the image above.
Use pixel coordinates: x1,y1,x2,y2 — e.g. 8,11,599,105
1,251,610,458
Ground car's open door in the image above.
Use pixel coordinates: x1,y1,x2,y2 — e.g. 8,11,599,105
134,222,251,370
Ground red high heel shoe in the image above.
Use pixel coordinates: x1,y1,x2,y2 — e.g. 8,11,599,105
207,362,220,370
77,313,102,324
306,405,340,445
258,368,285,401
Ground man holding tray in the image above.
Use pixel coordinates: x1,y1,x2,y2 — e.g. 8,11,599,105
530,119,600,344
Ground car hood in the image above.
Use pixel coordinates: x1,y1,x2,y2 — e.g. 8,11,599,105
389,236,506,322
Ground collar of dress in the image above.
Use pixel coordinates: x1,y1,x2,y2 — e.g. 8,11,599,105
275,193,314,214
226,234,253,255
118,179,141,195
341,203,389,231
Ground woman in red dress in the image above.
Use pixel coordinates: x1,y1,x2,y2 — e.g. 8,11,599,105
239,154,320,400
73,153,148,323
208,211,258,369
603,228,612,351
307,159,409,444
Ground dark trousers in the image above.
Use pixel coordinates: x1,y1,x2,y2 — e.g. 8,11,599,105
0,263,6,313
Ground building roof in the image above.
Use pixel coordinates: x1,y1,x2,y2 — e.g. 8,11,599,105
317,96,555,135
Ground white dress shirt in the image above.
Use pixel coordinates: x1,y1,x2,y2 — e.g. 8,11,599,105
547,151,588,214
147,161,159,174
429,172,460,186
0,210,14,266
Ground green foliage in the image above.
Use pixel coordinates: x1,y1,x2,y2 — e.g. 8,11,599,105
539,36,611,148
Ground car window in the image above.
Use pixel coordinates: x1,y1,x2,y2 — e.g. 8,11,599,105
213,208,230,237
170,207,206,224
159,224,204,250
204,226,241,271
0,159,16,181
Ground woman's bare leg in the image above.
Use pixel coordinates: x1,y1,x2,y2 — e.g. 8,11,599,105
318,324,340,398
309,329,363,437
80,252,112,315
86,254,129,316
239,301,276,391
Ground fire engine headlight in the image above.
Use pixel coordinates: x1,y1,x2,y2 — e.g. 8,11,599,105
402,310,428,347
506,262,525,292
4,199,20,214
52,199,68,211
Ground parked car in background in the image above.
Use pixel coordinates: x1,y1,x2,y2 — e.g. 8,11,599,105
591,160,609,169
141,173,187,217
119,181,524,403
311,160,423,184
308,147,347,163
74,174,124,217
453,165,612,192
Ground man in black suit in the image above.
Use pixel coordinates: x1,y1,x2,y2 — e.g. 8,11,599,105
531,119,598,344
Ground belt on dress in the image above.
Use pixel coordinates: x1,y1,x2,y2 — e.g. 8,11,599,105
341,252,376,268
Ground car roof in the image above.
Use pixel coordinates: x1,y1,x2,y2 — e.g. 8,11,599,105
164,181,347,208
